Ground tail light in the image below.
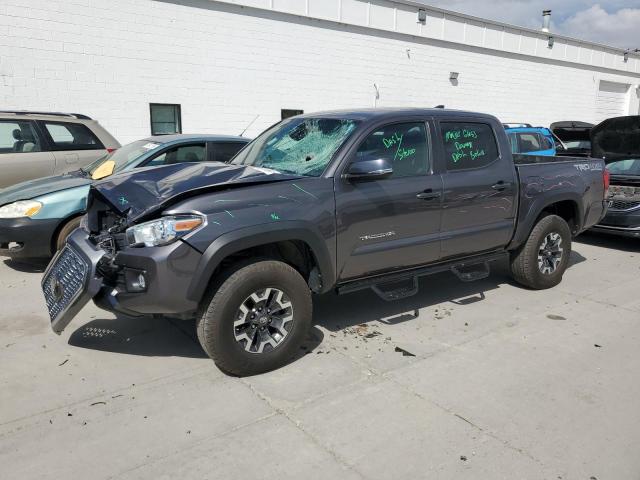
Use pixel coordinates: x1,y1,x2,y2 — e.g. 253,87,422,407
106,148,116,154
603,169,610,197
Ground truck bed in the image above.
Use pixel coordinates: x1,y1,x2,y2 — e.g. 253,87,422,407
509,153,607,250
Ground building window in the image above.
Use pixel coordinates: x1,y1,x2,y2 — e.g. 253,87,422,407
149,103,181,135
281,109,303,120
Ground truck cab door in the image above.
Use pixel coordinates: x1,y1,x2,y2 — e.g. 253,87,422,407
437,119,518,259
335,120,443,281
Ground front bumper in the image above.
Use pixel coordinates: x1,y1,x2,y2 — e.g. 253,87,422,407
592,208,640,238
0,217,59,259
42,229,205,333
94,240,203,317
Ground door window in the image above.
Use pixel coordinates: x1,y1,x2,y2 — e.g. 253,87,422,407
147,143,206,166
150,103,181,135
212,142,246,163
0,121,42,153
441,122,499,171
355,122,429,177
43,122,103,150
517,133,543,153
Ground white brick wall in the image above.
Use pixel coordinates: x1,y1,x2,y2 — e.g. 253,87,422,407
0,0,639,144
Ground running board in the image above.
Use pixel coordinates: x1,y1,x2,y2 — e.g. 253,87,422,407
337,251,507,301
451,261,491,282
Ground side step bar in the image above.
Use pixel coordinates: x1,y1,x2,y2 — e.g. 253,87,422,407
337,251,508,301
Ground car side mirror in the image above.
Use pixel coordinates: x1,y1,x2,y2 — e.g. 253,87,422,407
344,158,393,182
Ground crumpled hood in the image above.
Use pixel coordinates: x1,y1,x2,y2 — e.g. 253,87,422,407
591,115,640,162
0,170,91,206
91,161,301,221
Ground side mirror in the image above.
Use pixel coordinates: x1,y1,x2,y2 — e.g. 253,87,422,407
344,158,393,182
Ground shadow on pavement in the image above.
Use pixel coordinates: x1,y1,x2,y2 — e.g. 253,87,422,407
2,258,49,273
314,251,586,334
575,231,640,253
68,314,324,364
66,250,588,363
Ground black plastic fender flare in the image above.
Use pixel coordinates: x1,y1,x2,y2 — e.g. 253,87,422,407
509,192,584,250
185,221,335,303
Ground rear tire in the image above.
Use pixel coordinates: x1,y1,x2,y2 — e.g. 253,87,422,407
196,260,312,376
55,216,82,253
510,214,572,289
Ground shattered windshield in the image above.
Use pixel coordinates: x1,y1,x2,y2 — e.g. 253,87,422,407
231,117,358,176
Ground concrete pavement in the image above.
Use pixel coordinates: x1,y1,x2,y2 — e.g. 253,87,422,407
1,232,639,479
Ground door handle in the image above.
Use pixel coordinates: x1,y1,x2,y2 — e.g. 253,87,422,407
491,181,512,190
416,190,442,200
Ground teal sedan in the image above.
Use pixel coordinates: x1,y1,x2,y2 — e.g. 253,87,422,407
0,134,249,259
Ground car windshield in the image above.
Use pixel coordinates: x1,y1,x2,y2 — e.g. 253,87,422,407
83,140,163,175
231,117,359,176
563,140,591,149
606,158,640,176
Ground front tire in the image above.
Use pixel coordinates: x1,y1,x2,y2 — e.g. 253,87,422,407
55,216,82,253
197,260,312,376
510,214,572,289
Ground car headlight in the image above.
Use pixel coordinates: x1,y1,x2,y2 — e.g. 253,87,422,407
0,200,43,219
126,215,205,247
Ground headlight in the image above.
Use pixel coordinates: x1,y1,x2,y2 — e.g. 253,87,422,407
0,200,43,218
126,215,205,247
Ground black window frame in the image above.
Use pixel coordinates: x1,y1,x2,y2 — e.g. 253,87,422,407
149,103,182,136
37,120,105,151
439,121,501,172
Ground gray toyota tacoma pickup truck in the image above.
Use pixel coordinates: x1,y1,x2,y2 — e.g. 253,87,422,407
41,108,609,376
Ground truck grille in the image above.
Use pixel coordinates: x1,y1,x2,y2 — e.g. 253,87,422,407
609,199,640,211
42,246,89,322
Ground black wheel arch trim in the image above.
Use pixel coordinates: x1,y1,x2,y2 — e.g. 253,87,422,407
509,192,583,250
185,221,335,303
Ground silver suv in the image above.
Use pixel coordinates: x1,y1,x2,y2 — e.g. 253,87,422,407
0,111,120,188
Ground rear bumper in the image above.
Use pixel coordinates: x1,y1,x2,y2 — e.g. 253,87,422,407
592,209,640,238
0,217,58,259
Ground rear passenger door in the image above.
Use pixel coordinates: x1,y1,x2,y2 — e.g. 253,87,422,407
39,121,106,173
437,120,518,259
0,119,55,187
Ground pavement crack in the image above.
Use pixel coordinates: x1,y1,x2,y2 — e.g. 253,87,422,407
240,378,367,479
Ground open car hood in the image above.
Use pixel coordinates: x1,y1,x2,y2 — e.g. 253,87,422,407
591,116,640,163
91,162,301,222
550,121,593,143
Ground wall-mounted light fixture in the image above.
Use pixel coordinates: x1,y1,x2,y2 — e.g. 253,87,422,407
417,9,427,24
449,72,459,81
548,36,554,48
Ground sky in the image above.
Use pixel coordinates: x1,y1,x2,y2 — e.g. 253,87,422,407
420,1,640,49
